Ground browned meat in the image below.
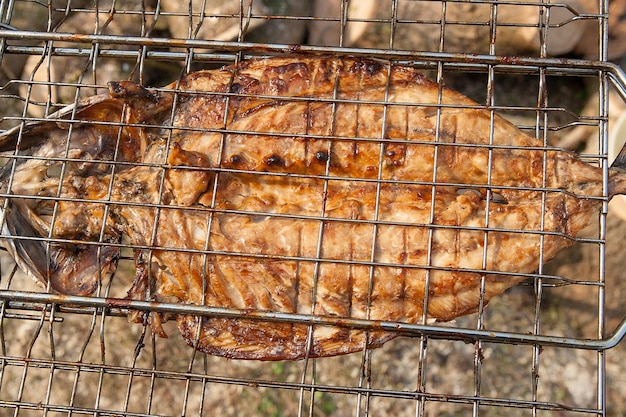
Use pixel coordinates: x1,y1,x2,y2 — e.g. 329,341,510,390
2,56,625,360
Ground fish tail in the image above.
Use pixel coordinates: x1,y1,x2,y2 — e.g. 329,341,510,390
609,140,626,197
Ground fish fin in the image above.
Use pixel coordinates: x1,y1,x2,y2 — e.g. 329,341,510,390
0,93,112,153
1,204,50,284
1,201,120,295
611,139,626,170
0,82,172,162
107,81,175,159
125,249,169,338
47,241,120,296
107,81,174,118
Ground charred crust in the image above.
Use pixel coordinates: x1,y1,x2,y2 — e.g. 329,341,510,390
108,81,124,96
264,154,285,167
229,75,260,95
349,59,385,77
117,179,148,200
364,61,385,77
269,78,287,92
274,62,309,75
229,82,242,94
315,151,329,163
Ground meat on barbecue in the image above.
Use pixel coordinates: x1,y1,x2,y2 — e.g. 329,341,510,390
1,56,625,359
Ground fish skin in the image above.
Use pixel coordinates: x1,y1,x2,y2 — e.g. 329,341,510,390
0,56,623,360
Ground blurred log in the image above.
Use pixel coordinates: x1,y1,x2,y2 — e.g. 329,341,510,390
1,0,93,91
309,0,376,47
18,1,175,118
161,0,310,45
309,0,588,56
161,0,267,42
574,0,626,60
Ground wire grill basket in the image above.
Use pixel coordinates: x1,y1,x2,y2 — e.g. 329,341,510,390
1,1,626,416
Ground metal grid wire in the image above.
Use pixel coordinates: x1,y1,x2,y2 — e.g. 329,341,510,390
0,0,626,416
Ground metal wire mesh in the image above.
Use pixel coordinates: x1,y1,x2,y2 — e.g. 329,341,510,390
0,0,626,416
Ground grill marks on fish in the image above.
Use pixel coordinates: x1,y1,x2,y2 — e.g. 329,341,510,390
1,56,624,360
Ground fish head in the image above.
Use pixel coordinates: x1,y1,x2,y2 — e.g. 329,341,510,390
0,93,134,296
0,78,178,296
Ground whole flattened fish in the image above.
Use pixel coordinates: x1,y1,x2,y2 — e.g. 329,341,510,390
1,56,625,360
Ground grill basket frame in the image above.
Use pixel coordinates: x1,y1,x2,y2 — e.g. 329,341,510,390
0,1,626,416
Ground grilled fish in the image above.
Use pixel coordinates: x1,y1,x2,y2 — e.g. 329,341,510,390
1,56,625,360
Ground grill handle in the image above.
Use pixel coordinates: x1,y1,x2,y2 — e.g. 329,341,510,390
1,290,624,351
